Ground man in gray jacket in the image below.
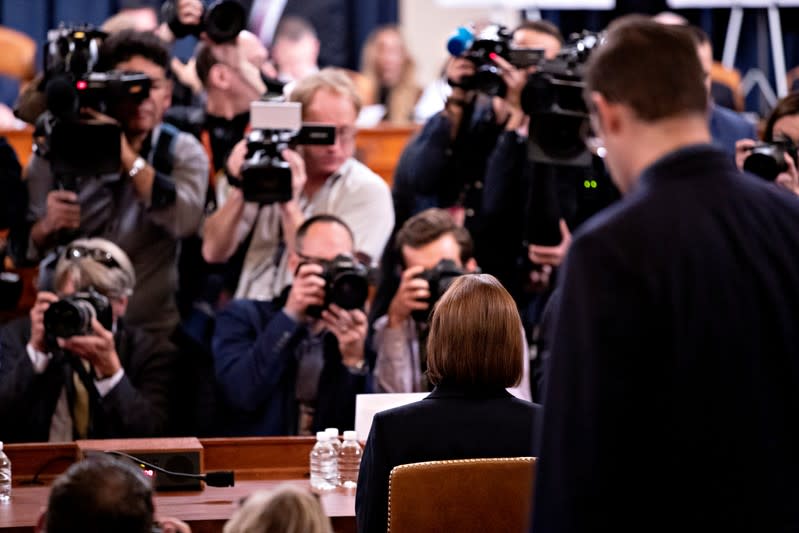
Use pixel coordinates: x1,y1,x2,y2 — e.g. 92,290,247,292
25,30,208,340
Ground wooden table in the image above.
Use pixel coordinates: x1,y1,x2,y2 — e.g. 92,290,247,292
0,438,356,533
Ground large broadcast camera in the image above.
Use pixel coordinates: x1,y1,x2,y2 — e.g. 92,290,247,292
447,24,546,97
37,26,152,178
162,0,246,44
522,31,603,168
411,259,464,323
234,101,336,204
304,255,370,319
43,287,113,339
743,138,798,182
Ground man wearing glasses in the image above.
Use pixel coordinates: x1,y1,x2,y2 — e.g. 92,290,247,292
202,68,394,301
212,215,370,436
24,30,209,341
0,238,177,442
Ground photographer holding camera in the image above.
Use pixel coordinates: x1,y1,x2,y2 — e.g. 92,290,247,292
24,30,209,341
735,92,799,196
0,238,177,443
202,68,393,301
212,215,371,436
369,208,532,401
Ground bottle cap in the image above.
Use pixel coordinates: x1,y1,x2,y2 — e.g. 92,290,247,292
316,431,329,441
325,428,340,438
343,430,357,440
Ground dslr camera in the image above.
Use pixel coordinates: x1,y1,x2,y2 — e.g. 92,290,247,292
743,138,798,182
235,101,336,204
162,0,246,44
447,24,545,97
37,25,152,178
411,259,464,323
304,254,370,319
43,287,113,339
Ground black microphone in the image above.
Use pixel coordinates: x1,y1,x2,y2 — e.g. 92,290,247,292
105,450,235,487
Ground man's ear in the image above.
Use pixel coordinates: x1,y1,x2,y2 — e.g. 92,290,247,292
209,63,230,90
465,258,478,273
590,91,622,138
288,250,300,275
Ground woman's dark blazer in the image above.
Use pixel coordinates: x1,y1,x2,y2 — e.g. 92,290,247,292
355,383,541,533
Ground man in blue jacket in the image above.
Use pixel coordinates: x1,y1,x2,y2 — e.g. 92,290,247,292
212,214,371,436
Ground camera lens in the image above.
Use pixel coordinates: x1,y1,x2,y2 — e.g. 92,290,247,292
744,147,787,182
330,272,369,311
44,299,95,339
205,0,246,44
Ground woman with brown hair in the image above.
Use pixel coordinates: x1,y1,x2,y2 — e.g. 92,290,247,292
360,25,421,124
355,274,540,532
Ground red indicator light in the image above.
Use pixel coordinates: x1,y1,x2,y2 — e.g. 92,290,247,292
76,80,88,90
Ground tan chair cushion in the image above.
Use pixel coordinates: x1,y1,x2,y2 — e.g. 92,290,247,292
388,457,536,533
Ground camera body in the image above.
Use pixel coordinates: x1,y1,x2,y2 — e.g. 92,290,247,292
43,288,113,339
522,31,603,168
305,255,370,319
162,0,246,44
236,101,336,204
38,25,152,178
447,24,545,97
743,139,798,182
411,259,464,323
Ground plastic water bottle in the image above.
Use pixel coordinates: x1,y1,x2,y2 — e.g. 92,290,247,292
325,428,341,487
0,442,10,503
339,430,362,490
309,432,336,492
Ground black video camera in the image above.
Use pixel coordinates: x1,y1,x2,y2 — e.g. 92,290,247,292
304,255,370,319
522,31,603,168
43,288,113,339
235,101,335,204
162,0,246,44
743,138,798,182
38,26,152,178
447,24,545,97
411,259,464,323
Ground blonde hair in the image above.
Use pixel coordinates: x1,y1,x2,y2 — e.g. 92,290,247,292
426,274,523,388
360,25,420,124
54,238,136,299
288,67,362,118
223,486,332,533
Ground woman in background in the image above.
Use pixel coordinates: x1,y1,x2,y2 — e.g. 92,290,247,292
360,25,421,124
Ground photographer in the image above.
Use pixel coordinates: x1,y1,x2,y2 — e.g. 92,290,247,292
391,21,563,285
0,238,177,442
212,215,371,436
370,208,532,401
202,68,393,301
735,92,799,195
24,30,209,340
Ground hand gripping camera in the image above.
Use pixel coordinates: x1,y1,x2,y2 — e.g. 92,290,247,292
235,101,336,204
304,255,370,319
161,0,247,44
411,259,465,323
447,24,546,97
43,287,113,339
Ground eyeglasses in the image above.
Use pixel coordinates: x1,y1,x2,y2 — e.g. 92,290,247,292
64,246,120,269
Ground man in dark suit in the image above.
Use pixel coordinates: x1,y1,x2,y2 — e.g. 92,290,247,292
0,238,177,442
532,17,799,533
212,215,371,436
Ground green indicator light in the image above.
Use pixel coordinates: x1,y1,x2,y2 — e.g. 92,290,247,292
591,180,598,188
583,180,591,189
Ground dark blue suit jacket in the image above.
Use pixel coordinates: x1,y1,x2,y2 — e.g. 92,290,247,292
709,104,756,159
532,145,799,532
356,384,540,533
212,298,371,436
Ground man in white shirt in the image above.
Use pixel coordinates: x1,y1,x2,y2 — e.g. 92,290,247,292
203,68,394,301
